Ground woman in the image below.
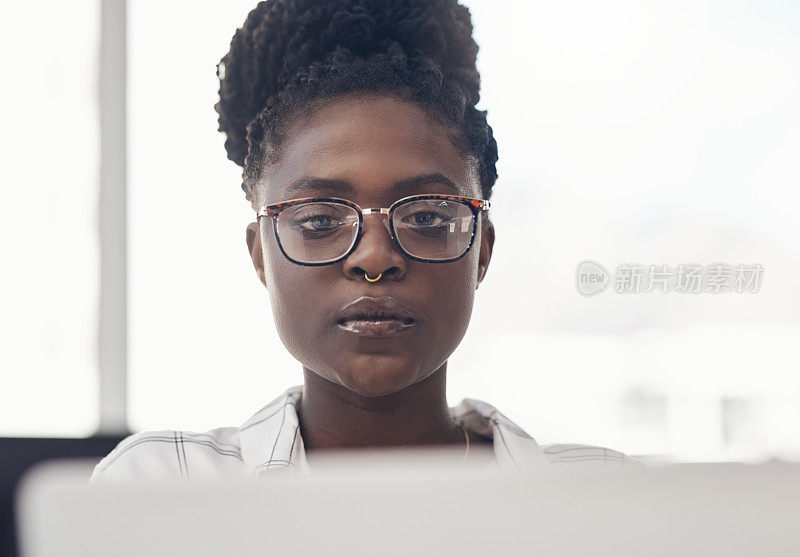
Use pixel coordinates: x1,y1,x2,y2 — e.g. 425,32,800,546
92,0,637,482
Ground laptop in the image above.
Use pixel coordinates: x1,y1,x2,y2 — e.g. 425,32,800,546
15,447,800,557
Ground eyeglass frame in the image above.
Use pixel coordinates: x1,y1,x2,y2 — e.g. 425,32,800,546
256,193,491,266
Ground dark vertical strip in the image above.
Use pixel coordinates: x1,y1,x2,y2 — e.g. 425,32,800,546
288,424,300,462
173,431,185,479
180,432,189,479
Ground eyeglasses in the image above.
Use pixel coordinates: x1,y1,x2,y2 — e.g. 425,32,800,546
257,193,491,266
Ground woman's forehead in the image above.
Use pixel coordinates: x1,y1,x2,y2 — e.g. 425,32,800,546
258,96,479,203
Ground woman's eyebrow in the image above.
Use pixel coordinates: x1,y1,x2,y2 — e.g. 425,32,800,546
395,173,462,194
283,177,354,197
283,173,462,197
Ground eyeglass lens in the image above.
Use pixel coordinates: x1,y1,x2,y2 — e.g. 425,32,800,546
275,199,475,264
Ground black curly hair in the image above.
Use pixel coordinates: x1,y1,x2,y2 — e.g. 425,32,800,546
215,0,498,205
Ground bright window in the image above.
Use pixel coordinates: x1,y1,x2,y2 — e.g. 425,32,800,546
0,1,100,436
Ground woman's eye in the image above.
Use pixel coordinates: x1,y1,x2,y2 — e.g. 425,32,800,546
405,211,445,227
297,214,342,231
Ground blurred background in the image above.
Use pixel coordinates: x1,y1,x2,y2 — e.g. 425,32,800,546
2,0,799,473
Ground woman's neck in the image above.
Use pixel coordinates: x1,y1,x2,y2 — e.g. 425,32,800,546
296,363,466,452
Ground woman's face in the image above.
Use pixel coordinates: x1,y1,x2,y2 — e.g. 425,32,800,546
246,95,494,398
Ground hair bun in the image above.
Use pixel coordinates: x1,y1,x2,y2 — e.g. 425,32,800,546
216,0,480,167
216,0,497,204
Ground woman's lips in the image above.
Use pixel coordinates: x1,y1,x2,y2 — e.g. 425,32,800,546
336,317,416,337
334,296,419,337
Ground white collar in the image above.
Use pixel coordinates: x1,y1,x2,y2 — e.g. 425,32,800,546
237,385,548,478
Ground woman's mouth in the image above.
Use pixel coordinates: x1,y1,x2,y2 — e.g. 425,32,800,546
336,316,416,337
334,296,419,337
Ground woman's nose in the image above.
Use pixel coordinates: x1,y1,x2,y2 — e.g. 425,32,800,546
359,211,394,242
342,212,406,279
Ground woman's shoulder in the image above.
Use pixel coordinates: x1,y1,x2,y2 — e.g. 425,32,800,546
89,427,245,483
538,442,645,468
452,396,644,469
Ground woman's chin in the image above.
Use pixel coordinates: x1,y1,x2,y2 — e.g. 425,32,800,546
338,368,418,398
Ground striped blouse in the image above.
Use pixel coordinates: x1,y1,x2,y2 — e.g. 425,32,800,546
90,384,640,482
